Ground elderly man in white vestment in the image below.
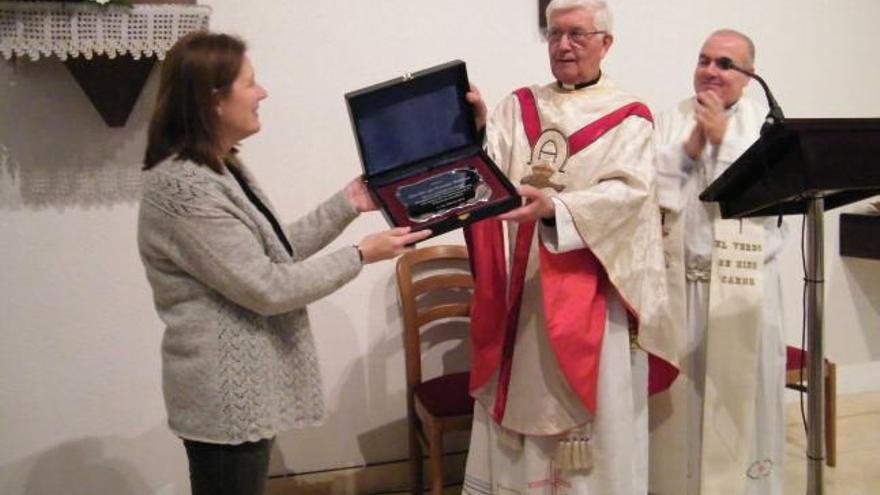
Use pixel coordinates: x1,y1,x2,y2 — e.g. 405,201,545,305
649,29,787,495
461,1,678,494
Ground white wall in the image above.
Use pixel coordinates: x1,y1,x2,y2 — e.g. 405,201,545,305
1,1,878,493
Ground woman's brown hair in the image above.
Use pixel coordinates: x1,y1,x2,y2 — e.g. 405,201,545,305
143,31,246,173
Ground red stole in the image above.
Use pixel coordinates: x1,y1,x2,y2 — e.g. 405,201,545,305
466,87,657,420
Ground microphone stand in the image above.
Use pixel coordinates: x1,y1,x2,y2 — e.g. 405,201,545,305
719,56,827,495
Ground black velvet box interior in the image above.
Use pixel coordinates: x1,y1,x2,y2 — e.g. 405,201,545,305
345,60,519,238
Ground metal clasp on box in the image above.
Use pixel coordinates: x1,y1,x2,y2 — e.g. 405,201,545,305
403,71,414,81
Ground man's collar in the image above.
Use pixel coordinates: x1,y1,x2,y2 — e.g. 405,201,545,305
557,72,602,91
725,98,741,115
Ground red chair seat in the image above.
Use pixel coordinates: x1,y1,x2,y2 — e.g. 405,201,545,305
413,371,474,417
786,345,807,371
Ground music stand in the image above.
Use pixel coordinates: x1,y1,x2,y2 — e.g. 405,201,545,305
700,118,880,495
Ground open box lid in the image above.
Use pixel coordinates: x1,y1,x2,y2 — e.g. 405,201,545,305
345,60,479,179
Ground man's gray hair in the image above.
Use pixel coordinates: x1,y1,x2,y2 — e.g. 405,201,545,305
546,0,613,33
710,29,756,67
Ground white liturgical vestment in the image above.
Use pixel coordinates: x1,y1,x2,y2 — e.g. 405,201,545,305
463,75,677,495
649,96,787,495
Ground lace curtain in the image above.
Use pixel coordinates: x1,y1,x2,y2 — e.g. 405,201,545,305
0,1,212,61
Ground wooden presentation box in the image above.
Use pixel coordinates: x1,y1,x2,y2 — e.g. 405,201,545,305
345,60,519,239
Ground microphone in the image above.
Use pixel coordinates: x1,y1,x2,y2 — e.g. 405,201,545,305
717,57,787,227
717,56,784,133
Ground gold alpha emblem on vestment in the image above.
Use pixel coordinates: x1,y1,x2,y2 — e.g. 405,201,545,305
522,128,569,192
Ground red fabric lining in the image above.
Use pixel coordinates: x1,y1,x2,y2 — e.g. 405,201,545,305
568,101,654,154
490,221,536,420
649,354,679,395
513,88,542,147
538,241,607,413
464,219,508,392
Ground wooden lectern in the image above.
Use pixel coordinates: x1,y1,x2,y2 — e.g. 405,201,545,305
700,118,880,495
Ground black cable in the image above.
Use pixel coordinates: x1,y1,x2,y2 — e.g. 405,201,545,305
799,213,808,437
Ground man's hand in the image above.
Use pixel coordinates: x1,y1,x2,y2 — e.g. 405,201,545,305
498,185,555,223
344,176,377,213
683,123,707,160
466,83,488,131
694,91,728,146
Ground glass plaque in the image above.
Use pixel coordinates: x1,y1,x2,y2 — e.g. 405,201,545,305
395,167,492,223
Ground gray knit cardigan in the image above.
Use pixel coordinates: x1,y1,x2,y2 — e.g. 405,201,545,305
138,158,363,444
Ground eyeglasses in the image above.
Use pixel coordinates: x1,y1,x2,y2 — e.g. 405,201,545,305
545,28,606,46
698,56,733,70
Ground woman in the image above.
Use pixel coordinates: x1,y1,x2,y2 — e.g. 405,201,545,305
137,31,429,495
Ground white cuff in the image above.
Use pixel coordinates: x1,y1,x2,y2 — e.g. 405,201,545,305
655,143,694,213
540,198,587,253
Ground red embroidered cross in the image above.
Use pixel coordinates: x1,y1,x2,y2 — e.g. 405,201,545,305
526,464,571,495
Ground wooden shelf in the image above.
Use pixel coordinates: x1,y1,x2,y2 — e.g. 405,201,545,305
1,0,206,127
840,213,880,260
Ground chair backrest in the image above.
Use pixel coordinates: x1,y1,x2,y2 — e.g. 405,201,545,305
395,245,473,390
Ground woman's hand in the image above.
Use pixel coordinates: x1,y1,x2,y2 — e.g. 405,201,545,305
357,227,432,264
344,177,378,213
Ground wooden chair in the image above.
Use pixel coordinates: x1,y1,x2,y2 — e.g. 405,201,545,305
785,345,837,467
396,245,475,495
